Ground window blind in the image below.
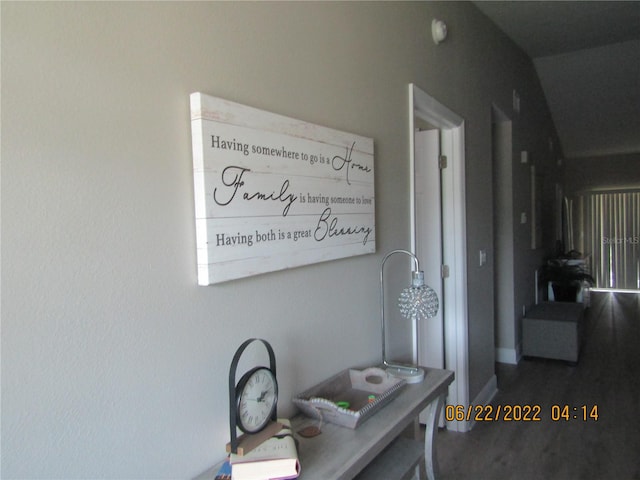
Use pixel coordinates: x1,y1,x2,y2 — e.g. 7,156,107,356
576,191,640,290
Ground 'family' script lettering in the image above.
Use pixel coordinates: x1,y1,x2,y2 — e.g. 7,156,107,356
213,166,297,217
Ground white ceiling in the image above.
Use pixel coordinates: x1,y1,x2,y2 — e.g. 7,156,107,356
473,1,640,159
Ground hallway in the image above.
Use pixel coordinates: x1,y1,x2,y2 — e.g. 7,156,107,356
436,292,640,479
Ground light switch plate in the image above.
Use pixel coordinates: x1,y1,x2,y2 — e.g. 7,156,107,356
479,249,487,266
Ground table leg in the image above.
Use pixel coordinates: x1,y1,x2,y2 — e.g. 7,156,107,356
423,393,445,480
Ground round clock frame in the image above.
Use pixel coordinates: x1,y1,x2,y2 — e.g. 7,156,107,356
235,366,278,433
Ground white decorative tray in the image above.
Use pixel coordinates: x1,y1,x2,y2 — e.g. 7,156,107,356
292,367,406,429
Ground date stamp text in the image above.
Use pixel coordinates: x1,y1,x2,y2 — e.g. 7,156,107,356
445,404,599,422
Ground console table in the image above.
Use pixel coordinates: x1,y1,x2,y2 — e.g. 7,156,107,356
196,367,453,480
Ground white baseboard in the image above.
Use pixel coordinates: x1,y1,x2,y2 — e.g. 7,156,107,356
495,347,518,365
441,374,498,433
466,374,498,430
472,374,498,406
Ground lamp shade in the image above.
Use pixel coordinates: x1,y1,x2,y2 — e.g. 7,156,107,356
398,274,439,321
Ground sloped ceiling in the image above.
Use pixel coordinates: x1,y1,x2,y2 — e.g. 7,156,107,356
473,1,640,159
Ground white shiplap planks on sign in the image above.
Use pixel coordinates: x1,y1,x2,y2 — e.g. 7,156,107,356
190,93,375,285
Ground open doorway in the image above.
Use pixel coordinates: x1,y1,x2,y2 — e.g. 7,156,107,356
491,105,518,365
409,84,470,432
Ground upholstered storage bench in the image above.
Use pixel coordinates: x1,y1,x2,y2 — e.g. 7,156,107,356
522,302,585,363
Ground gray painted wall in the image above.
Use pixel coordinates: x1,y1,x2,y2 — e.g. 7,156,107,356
564,153,640,195
2,2,560,477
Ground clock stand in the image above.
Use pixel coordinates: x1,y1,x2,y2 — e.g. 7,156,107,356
227,338,279,455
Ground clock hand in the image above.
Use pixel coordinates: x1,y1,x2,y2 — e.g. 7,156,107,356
244,391,271,403
257,389,272,402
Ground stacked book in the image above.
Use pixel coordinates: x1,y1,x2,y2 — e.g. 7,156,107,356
216,419,300,480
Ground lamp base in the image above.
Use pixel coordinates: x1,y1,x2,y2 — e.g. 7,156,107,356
385,366,425,384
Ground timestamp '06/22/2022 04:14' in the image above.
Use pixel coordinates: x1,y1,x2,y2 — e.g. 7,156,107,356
445,404,599,423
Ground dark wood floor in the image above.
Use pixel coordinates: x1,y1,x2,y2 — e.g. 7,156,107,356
436,292,640,480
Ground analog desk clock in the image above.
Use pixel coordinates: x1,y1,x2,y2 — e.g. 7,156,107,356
227,338,280,455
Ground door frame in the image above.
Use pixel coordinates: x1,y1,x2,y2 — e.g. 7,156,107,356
409,83,470,432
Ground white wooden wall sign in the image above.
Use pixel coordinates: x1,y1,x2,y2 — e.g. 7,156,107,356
190,93,375,285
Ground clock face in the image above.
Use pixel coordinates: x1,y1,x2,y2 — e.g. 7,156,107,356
236,367,278,433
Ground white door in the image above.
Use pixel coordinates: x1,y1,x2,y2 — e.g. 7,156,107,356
414,129,444,370
410,83,469,432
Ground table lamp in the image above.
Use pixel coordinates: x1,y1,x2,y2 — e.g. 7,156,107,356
380,249,439,383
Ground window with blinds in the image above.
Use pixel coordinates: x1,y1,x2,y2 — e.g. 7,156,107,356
572,190,640,291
